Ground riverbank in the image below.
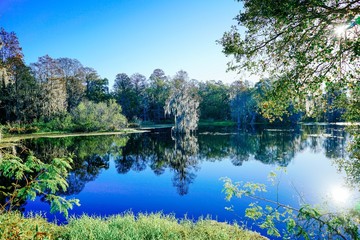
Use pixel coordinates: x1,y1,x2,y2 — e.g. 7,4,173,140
0,129,145,143
0,212,267,240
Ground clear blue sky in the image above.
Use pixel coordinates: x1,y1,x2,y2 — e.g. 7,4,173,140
0,0,243,85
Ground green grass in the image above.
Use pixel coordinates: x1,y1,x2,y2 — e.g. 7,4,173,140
1,129,145,143
0,212,267,240
198,120,237,127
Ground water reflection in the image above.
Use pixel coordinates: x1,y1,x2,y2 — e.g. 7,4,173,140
166,134,199,195
23,135,128,195
115,133,199,195
19,124,354,198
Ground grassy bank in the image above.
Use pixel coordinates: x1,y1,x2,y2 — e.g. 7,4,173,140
198,120,236,127
1,129,145,143
0,212,267,240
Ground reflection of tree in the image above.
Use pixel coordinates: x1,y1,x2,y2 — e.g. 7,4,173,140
198,125,349,168
198,132,231,161
20,125,350,198
254,131,300,166
22,135,128,195
114,132,200,195
198,128,304,167
333,128,360,188
323,126,347,159
114,133,167,174
165,134,199,195
229,132,258,166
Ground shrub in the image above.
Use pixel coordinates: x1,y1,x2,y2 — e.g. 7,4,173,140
71,100,127,132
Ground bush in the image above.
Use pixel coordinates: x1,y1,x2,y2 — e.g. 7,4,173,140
32,113,74,132
71,100,127,132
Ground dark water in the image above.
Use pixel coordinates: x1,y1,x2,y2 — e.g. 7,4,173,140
16,125,359,237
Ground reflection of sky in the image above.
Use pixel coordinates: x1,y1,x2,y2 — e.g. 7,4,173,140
24,128,359,237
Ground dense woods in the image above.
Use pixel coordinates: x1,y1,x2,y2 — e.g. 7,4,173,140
0,28,357,134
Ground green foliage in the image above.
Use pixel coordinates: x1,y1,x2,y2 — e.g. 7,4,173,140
85,77,110,103
71,100,127,132
221,173,360,239
147,69,170,123
0,151,80,217
113,72,149,121
0,212,265,240
219,0,360,121
198,80,231,121
40,112,74,132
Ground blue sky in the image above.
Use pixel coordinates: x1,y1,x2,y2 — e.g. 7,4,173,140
0,0,243,85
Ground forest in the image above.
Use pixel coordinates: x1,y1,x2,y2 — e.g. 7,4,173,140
0,28,355,134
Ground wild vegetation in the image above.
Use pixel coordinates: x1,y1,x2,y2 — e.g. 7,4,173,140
0,212,266,240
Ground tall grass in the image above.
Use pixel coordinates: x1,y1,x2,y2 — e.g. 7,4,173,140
0,212,267,240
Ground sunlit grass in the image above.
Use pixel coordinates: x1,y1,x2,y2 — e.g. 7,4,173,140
1,129,144,142
0,212,266,240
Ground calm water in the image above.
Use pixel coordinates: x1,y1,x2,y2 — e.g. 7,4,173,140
17,125,359,237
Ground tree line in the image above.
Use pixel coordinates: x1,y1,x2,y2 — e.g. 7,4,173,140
0,28,353,133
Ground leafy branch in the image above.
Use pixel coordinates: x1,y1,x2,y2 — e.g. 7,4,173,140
0,150,80,217
221,174,359,239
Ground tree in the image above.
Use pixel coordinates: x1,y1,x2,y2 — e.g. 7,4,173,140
57,58,86,111
130,73,148,121
148,69,170,122
113,73,137,120
0,28,38,123
198,80,231,121
31,55,67,120
165,70,200,134
219,0,360,120
5,62,40,123
0,28,23,67
86,78,110,103
83,67,110,103
229,80,256,127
